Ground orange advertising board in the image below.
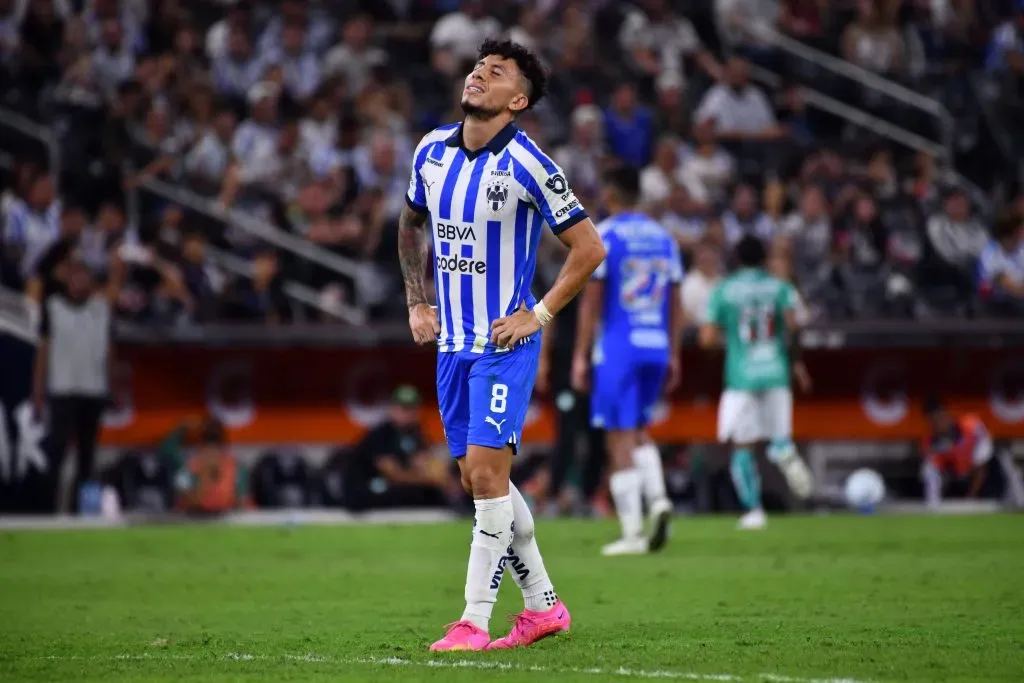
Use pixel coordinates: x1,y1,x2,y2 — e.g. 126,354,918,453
97,346,1024,447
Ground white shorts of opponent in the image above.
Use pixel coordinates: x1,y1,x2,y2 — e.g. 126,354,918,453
716,387,793,445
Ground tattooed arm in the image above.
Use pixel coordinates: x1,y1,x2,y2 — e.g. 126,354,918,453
398,203,439,344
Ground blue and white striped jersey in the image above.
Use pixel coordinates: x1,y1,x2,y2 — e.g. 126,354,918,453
591,212,683,365
407,122,589,354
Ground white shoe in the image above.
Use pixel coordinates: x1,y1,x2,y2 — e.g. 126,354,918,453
601,536,648,556
737,508,767,530
646,498,672,552
778,454,814,500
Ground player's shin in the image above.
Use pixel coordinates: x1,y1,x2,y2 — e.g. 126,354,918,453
632,441,668,505
730,446,762,511
767,438,813,500
507,483,558,612
609,469,644,539
462,495,514,633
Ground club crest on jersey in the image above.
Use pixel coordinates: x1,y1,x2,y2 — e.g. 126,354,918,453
485,180,509,213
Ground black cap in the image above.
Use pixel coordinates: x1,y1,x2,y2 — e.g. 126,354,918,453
391,385,421,407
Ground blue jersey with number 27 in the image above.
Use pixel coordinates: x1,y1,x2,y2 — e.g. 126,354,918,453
592,212,683,365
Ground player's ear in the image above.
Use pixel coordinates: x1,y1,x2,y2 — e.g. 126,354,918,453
509,93,528,115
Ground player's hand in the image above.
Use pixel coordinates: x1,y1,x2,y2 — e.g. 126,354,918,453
665,357,682,395
408,303,440,345
535,356,551,395
793,361,812,394
490,301,541,350
570,354,590,393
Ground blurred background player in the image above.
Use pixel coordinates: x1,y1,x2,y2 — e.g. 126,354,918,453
699,235,814,530
921,395,1024,509
398,40,605,651
572,166,682,556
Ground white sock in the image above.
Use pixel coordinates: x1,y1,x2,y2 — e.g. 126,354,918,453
632,443,668,505
461,495,514,633
508,483,558,612
609,469,643,539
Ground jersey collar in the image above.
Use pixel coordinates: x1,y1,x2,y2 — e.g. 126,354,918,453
445,121,518,160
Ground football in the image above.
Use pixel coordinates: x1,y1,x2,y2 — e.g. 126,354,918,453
844,468,886,510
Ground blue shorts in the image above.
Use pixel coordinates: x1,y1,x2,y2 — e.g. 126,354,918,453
591,358,667,431
436,339,541,458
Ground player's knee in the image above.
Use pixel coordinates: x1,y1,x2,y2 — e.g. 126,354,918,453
767,438,794,463
468,464,507,499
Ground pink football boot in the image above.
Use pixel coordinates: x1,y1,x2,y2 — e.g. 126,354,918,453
486,600,571,650
429,621,490,652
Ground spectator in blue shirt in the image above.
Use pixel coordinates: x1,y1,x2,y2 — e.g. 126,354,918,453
977,211,1024,315
604,82,655,168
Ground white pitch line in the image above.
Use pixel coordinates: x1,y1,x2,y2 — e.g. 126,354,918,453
32,651,873,683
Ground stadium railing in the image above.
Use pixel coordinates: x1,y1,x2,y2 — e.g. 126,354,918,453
0,108,61,192
763,27,955,158
1,104,369,325
138,179,368,325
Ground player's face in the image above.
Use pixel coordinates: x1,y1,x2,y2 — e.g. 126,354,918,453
461,54,528,120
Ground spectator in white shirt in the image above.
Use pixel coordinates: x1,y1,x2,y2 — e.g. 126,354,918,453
619,0,721,84
678,121,735,207
430,0,501,64
722,184,776,245
185,105,238,195
91,18,134,96
640,135,683,208
681,240,722,325
205,1,251,61
263,20,321,103
506,2,546,58
256,0,334,58
352,131,409,222
211,27,262,101
300,88,338,152
221,114,308,210
780,184,832,289
695,57,784,142
553,104,605,208
323,13,389,98
2,174,60,280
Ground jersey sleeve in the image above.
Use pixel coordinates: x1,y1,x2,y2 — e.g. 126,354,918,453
705,283,725,327
405,135,433,214
513,142,589,235
778,281,799,313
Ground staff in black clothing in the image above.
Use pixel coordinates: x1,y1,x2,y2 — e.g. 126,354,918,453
33,256,123,512
536,295,607,515
343,386,453,512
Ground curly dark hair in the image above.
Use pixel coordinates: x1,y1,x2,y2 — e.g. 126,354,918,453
735,235,767,269
477,38,549,111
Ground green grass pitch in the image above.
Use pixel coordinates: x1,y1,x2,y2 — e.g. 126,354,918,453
1,515,1021,683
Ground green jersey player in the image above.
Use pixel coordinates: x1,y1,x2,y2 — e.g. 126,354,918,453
699,236,814,530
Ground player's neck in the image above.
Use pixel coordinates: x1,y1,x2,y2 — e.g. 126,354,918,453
461,114,514,152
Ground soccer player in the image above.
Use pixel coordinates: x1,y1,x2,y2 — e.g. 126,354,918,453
699,236,814,530
570,167,682,556
397,39,606,651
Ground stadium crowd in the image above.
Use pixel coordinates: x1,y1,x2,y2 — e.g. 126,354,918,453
1,0,1024,327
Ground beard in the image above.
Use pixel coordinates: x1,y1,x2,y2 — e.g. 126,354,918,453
461,98,504,120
